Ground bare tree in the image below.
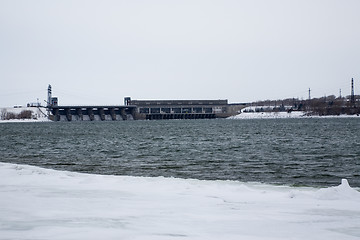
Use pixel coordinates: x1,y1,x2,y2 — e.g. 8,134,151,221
18,110,32,119
0,109,6,120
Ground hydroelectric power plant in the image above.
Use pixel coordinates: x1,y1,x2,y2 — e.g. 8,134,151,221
47,85,245,121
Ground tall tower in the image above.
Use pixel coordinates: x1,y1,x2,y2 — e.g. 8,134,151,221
308,88,311,100
47,84,52,107
351,78,355,104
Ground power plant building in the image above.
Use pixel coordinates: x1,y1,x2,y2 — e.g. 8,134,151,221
128,99,232,120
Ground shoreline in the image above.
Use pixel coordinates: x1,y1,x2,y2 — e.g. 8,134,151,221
1,106,359,122
229,111,360,119
1,113,359,122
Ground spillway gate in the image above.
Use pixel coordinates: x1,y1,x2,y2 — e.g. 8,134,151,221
50,105,137,121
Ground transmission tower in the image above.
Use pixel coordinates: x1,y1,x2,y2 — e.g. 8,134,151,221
47,84,52,108
351,78,355,104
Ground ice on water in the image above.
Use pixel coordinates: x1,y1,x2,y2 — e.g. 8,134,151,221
1,163,360,240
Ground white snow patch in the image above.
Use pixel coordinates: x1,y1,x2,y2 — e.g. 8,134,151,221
0,107,49,123
229,106,360,119
229,111,306,119
315,179,360,200
0,163,360,240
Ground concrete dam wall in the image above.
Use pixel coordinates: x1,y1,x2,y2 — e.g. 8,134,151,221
50,106,136,121
49,99,246,121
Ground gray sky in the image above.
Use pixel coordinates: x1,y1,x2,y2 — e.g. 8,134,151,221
1,0,359,107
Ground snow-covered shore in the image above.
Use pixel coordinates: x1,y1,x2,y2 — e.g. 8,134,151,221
1,163,359,240
229,106,360,119
229,111,306,119
0,107,49,123
229,111,360,119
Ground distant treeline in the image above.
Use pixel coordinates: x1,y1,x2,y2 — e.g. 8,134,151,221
0,109,33,120
249,95,360,116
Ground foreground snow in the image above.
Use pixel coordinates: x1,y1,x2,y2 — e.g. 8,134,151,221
1,163,360,240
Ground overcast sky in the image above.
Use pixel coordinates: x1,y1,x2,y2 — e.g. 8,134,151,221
1,0,360,107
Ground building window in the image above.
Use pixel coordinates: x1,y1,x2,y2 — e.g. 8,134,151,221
172,108,181,113
193,107,202,113
182,108,192,113
204,108,212,113
140,108,149,114
151,108,160,114
161,108,171,113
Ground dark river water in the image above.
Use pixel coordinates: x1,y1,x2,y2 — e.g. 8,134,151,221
1,118,359,187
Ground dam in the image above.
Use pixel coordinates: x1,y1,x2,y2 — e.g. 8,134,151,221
49,105,137,121
47,85,245,121
49,100,244,121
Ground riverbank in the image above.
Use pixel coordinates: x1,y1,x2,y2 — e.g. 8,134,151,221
0,107,49,122
229,111,360,119
229,106,360,119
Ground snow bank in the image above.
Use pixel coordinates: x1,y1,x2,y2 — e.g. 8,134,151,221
0,107,49,123
1,163,360,240
229,106,360,119
229,111,306,119
229,112,360,119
